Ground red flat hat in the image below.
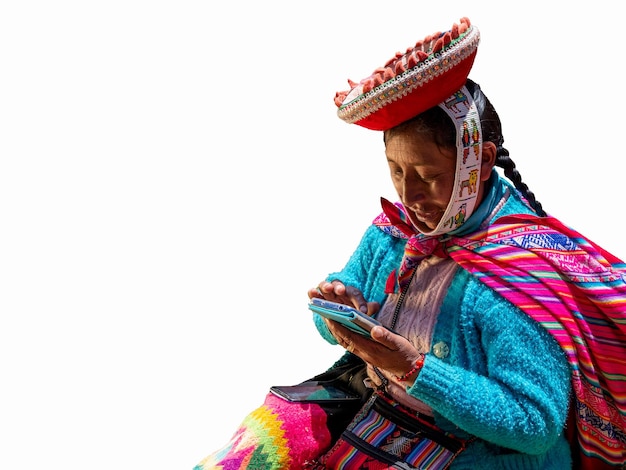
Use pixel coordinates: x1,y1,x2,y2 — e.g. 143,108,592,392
334,17,480,131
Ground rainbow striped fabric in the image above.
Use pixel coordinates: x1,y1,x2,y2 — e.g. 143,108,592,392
379,199,626,467
194,393,331,469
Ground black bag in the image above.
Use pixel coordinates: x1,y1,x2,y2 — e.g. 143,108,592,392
300,353,372,443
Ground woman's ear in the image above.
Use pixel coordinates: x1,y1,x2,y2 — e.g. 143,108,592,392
480,142,497,182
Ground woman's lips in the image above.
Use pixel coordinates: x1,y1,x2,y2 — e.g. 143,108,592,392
411,207,443,223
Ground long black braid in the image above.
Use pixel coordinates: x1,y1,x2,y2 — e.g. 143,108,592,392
385,79,546,217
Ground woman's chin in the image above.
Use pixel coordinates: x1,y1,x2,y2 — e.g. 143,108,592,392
409,218,439,234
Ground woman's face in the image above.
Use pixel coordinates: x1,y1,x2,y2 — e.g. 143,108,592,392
385,128,457,232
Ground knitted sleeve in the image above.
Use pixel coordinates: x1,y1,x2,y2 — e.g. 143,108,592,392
409,271,571,455
312,223,405,344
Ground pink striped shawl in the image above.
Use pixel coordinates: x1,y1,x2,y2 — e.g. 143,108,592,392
377,198,626,467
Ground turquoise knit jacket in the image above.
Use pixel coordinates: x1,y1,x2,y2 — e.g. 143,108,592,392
313,175,573,469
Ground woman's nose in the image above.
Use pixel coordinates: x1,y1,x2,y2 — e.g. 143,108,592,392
401,178,424,205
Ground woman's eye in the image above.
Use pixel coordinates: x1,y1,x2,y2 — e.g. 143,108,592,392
420,173,439,183
389,166,403,177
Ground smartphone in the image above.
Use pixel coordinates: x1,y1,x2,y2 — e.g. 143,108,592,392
308,298,383,337
270,383,361,403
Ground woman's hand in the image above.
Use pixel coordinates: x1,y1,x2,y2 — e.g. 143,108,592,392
307,280,373,314
327,320,423,381
308,281,419,379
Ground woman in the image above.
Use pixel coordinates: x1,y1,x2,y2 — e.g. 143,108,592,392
195,17,626,469
308,79,573,468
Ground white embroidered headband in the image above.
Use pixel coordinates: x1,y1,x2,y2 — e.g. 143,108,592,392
423,86,482,236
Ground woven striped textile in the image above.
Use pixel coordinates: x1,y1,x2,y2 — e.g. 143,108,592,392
316,393,464,470
378,200,626,467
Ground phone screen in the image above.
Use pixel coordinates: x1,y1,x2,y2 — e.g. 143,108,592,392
270,384,361,403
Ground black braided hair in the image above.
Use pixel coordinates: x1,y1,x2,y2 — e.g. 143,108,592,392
384,79,546,217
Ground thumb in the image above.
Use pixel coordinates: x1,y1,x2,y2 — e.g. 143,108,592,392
370,324,401,350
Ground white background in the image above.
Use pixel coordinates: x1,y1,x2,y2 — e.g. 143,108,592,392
1,2,624,469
